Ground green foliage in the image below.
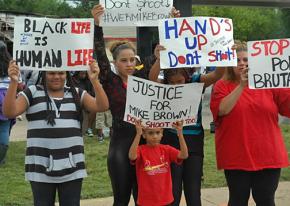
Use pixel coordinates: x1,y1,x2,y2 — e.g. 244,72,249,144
0,0,99,17
281,9,290,38
192,6,287,41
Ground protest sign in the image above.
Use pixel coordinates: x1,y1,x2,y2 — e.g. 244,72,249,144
124,76,204,128
13,17,94,71
159,17,236,69
99,0,173,26
248,38,290,89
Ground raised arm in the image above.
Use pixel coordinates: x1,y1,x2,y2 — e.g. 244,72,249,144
148,45,165,82
218,67,248,116
200,67,225,88
3,61,28,118
172,121,188,159
82,60,109,112
129,120,143,161
91,4,112,82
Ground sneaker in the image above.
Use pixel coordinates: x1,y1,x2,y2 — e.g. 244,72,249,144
86,128,94,137
97,134,104,143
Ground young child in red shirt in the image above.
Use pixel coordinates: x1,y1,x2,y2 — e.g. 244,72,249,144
129,120,188,206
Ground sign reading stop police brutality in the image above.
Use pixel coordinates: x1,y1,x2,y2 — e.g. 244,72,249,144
99,0,173,26
248,38,290,89
159,17,237,69
124,76,204,128
13,17,94,71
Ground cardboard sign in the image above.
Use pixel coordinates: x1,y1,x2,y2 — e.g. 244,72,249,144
13,17,94,71
159,17,237,69
124,76,204,128
99,0,173,26
248,38,290,89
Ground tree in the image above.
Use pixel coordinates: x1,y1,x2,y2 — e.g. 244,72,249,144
0,0,98,17
192,6,287,41
281,8,290,37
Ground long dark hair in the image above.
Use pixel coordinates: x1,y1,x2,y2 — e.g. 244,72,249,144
0,41,12,78
40,71,83,127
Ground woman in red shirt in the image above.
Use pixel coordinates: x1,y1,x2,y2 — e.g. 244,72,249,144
210,41,290,206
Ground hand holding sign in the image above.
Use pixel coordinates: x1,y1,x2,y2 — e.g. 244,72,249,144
8,60,20,82
91,4,105,26
135,119,144,136
172,120,184,135
170,7,180,18
240,67,249,88
154,44,166,60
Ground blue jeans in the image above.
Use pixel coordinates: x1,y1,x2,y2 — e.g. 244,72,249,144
0,120,11,145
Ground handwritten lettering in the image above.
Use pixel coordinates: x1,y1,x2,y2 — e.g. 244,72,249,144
24,18,67,34
132,79,183,100
15,50,62,68
251,39,290,57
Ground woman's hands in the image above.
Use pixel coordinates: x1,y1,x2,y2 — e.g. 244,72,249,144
88,59,100,82
240,67,249,88
154,44,166,60
170,7,180,18
91,4,104,26
8,60,20,82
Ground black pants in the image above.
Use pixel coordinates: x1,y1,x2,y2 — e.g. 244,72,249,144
107,126,138,206
224,169,281,206
171,154,203,206
30,179,82,206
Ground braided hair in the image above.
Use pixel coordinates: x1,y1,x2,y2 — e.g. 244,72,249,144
40,71,83,127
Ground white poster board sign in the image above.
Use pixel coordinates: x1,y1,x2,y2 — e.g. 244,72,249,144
124,76,204,128
99,0,173,26
13,17,94,71
248,38,290,89
159,17,237,69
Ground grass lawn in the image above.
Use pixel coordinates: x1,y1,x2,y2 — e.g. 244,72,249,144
0,125,289,205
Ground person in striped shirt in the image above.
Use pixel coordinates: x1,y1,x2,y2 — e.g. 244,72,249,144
3,60,109,206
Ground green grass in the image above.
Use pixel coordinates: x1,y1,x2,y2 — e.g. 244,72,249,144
0,125,290,205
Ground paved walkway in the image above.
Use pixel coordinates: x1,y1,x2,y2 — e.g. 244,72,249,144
10,117,290,206
76,181,290,206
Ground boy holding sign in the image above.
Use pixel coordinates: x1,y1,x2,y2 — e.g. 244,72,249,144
129,120,188,206
149,44,225,206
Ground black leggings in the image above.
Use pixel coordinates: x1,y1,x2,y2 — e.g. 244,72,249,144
171,154,203,206
30,179,82,206
107,127,137,206
224,169,281,206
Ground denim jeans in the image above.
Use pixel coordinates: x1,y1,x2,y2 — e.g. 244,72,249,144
0,120,10,145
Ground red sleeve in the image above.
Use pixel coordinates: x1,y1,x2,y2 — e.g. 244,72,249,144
130,146,141,165
166,145,183,165
272,88,290,118
210,80,230,121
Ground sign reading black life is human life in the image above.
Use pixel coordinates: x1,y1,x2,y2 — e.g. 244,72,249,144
124,76,204,128
248,38,290,89
13,17,94,71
